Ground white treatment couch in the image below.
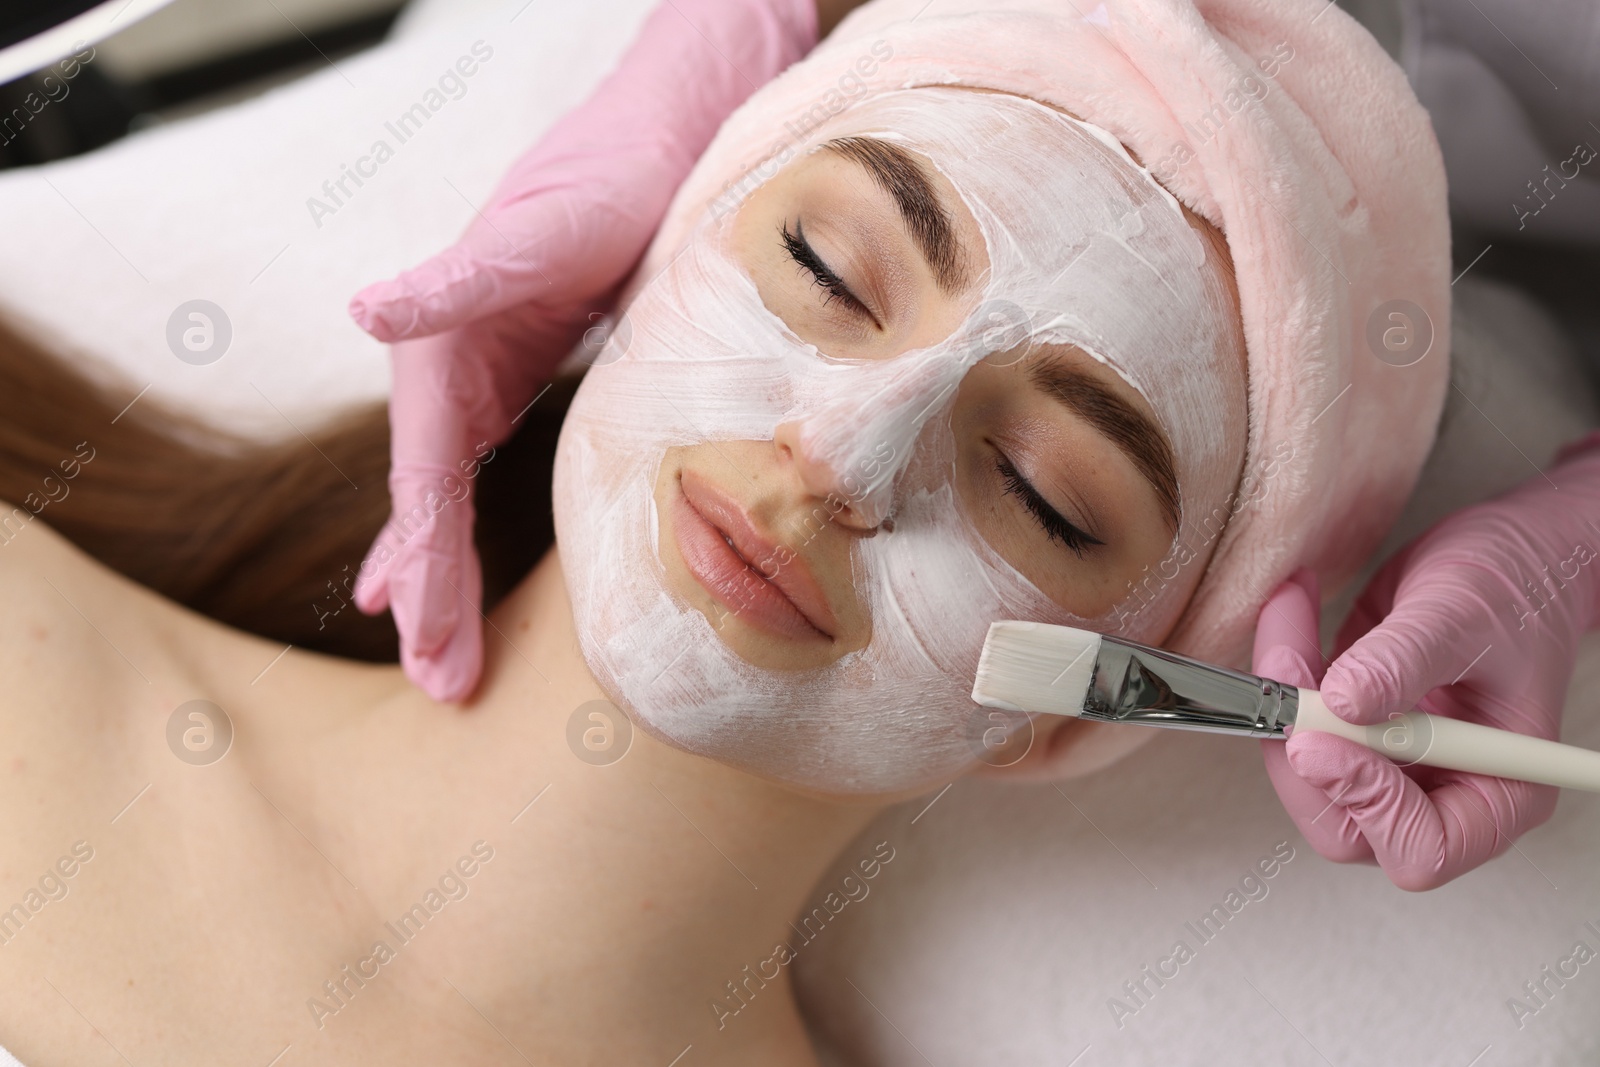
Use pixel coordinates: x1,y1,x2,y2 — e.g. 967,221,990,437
1,1,1596,1063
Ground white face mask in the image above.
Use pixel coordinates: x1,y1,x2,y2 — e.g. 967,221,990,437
553,88,1244,795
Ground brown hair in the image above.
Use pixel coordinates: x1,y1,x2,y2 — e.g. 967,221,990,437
0,316,571,661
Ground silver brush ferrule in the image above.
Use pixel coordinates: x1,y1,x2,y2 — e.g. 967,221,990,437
1082,636,1300,737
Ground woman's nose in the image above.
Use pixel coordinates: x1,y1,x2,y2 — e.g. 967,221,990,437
773,419,883,532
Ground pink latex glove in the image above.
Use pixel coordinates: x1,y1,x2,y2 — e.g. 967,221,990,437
1256,431,1600,890
348,0,819,701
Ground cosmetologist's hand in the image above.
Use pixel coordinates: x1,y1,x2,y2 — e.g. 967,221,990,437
348,0,819,701
1256,432,1600,889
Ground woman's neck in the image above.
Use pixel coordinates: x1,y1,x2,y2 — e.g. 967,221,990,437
403,548,889,1061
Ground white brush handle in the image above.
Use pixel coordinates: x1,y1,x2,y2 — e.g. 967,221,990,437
1294,690,1600,792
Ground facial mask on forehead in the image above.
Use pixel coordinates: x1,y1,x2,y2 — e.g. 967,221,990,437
552,87,1244,795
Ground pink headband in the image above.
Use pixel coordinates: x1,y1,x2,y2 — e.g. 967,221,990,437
626,0,1450,672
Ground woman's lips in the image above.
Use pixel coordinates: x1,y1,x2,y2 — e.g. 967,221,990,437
672,470,838,643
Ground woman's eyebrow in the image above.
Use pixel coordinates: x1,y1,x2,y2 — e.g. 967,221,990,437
820,135,968,292
1025,353,1181,532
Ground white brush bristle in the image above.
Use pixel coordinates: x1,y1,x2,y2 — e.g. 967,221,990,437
971,621,1103,717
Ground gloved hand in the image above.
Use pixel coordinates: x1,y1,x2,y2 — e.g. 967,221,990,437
1256,431,1600,890
348,0,819,701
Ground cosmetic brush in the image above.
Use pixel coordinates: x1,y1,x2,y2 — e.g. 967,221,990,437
971,621,1600,792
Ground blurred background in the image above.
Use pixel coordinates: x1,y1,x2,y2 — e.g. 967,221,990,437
0,0,404,169
4,0,1589,371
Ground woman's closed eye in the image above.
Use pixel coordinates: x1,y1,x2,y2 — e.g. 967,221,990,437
993,451,1105,559
779,220,877,324
776,211,1107,562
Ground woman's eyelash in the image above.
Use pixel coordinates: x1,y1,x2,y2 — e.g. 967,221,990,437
994,454,1106,558
780,220,868,315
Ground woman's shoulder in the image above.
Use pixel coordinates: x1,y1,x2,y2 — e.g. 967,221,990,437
0,498,141,667
0,496,39,547
0,499,200,704
0,495,83,586
0,495,117,588
0,498,344,710
0,495,208,617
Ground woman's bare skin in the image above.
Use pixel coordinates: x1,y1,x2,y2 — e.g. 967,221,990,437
0,518,882,1065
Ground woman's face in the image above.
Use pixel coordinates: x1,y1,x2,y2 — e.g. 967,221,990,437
661,137,1190,667
552,88,1247,797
